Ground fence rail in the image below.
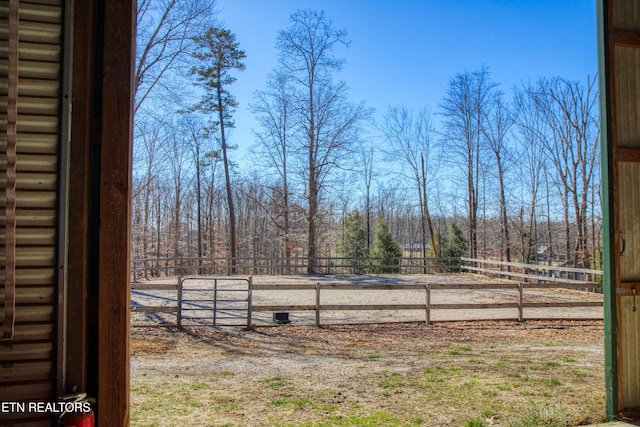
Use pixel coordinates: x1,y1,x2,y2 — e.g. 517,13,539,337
131,282,179,315
131,256,461,280
131,271,604,327
132,256,604,283
460,257,602,287
249,281,602,326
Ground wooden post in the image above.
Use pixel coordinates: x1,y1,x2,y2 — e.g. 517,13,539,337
425,284,431,324
96,0,135,424
247,276,253,329
315,283,321,327
213,278,218,326
517,282,524,322
177,277,183,328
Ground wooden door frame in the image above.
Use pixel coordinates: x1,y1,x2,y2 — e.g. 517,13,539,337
67,0,135,424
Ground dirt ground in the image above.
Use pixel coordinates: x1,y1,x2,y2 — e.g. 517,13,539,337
130,274,607,426
130,319,607,426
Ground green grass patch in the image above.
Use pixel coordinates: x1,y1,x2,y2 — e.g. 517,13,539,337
541,378,563,387
269,397,314,408
260,376,287,388
377,371,405,389
465,418,488,427
310,411,402,426
505,403,574,427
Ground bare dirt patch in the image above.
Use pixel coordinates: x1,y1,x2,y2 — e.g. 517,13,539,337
131,319,606,426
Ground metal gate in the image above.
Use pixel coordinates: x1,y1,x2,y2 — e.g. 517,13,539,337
178,277,252,328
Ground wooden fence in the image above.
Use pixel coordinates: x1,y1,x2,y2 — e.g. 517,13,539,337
249,281,603,326
130,281,179,315
131,274,604,327
460,258,602,287
131,256,604,283
131,256,461,280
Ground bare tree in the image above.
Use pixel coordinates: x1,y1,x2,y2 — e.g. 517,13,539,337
250,72,296,273
135,0,216,114
164,122,193,262
133,0,217,276
527,76,600,267
191,26,246,272
514,84,550,263
439,66,497,259
276,9,371,272
380,106,440,268
481,91,515,262
179,113,210,273
132,120,164,268
361,146,375,251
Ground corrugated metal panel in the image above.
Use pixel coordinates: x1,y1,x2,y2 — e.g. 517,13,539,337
0,59,60,79
0,268,56,286
0,287,55,305
0,360,52,382
0,227,57,246
0,172,59,191
612,0,640,32
0,133,57,154
613,46,640,148
0,209,57,227
618,162,640,281
620,295,640,407
0,0,63,423
0,153,58,172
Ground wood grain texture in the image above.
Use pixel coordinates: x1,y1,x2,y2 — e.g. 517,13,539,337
97,0,135,425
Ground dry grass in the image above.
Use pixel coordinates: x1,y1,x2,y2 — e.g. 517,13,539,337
130,320,605,427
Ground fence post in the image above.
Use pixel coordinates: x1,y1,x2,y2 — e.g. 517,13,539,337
213,278,218,326
315,283,321,327
247,276,253,329
517,282,524,322
425,283,431,325
177,276,183,328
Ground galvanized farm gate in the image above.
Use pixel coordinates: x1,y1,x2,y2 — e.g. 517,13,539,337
178,277,252,328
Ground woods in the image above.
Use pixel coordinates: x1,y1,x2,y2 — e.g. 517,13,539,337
131,5,601,275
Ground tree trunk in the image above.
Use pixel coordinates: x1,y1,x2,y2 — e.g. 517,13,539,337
496,157,511,262
563,186,571,267
195,147,203,274
421,153,439,263
468,157,477,259
308,161,318,273
307,74,317,273
217,82,237,274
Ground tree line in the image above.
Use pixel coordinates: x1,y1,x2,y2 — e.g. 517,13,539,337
131,1,601,275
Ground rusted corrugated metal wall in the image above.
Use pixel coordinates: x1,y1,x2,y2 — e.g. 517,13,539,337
0,0,63,425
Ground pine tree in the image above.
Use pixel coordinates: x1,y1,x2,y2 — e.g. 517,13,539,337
368,217,403,274
190,26,245,272
337,210,368,273
445,223,467,258
429,223,467,267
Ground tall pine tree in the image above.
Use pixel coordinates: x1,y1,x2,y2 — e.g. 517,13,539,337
191,26,245,271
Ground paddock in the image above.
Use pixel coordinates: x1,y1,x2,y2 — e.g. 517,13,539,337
130,273,604,327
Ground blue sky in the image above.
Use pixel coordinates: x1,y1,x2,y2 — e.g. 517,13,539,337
214,0,598,160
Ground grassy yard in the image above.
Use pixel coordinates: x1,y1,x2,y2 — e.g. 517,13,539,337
130,320,605,426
